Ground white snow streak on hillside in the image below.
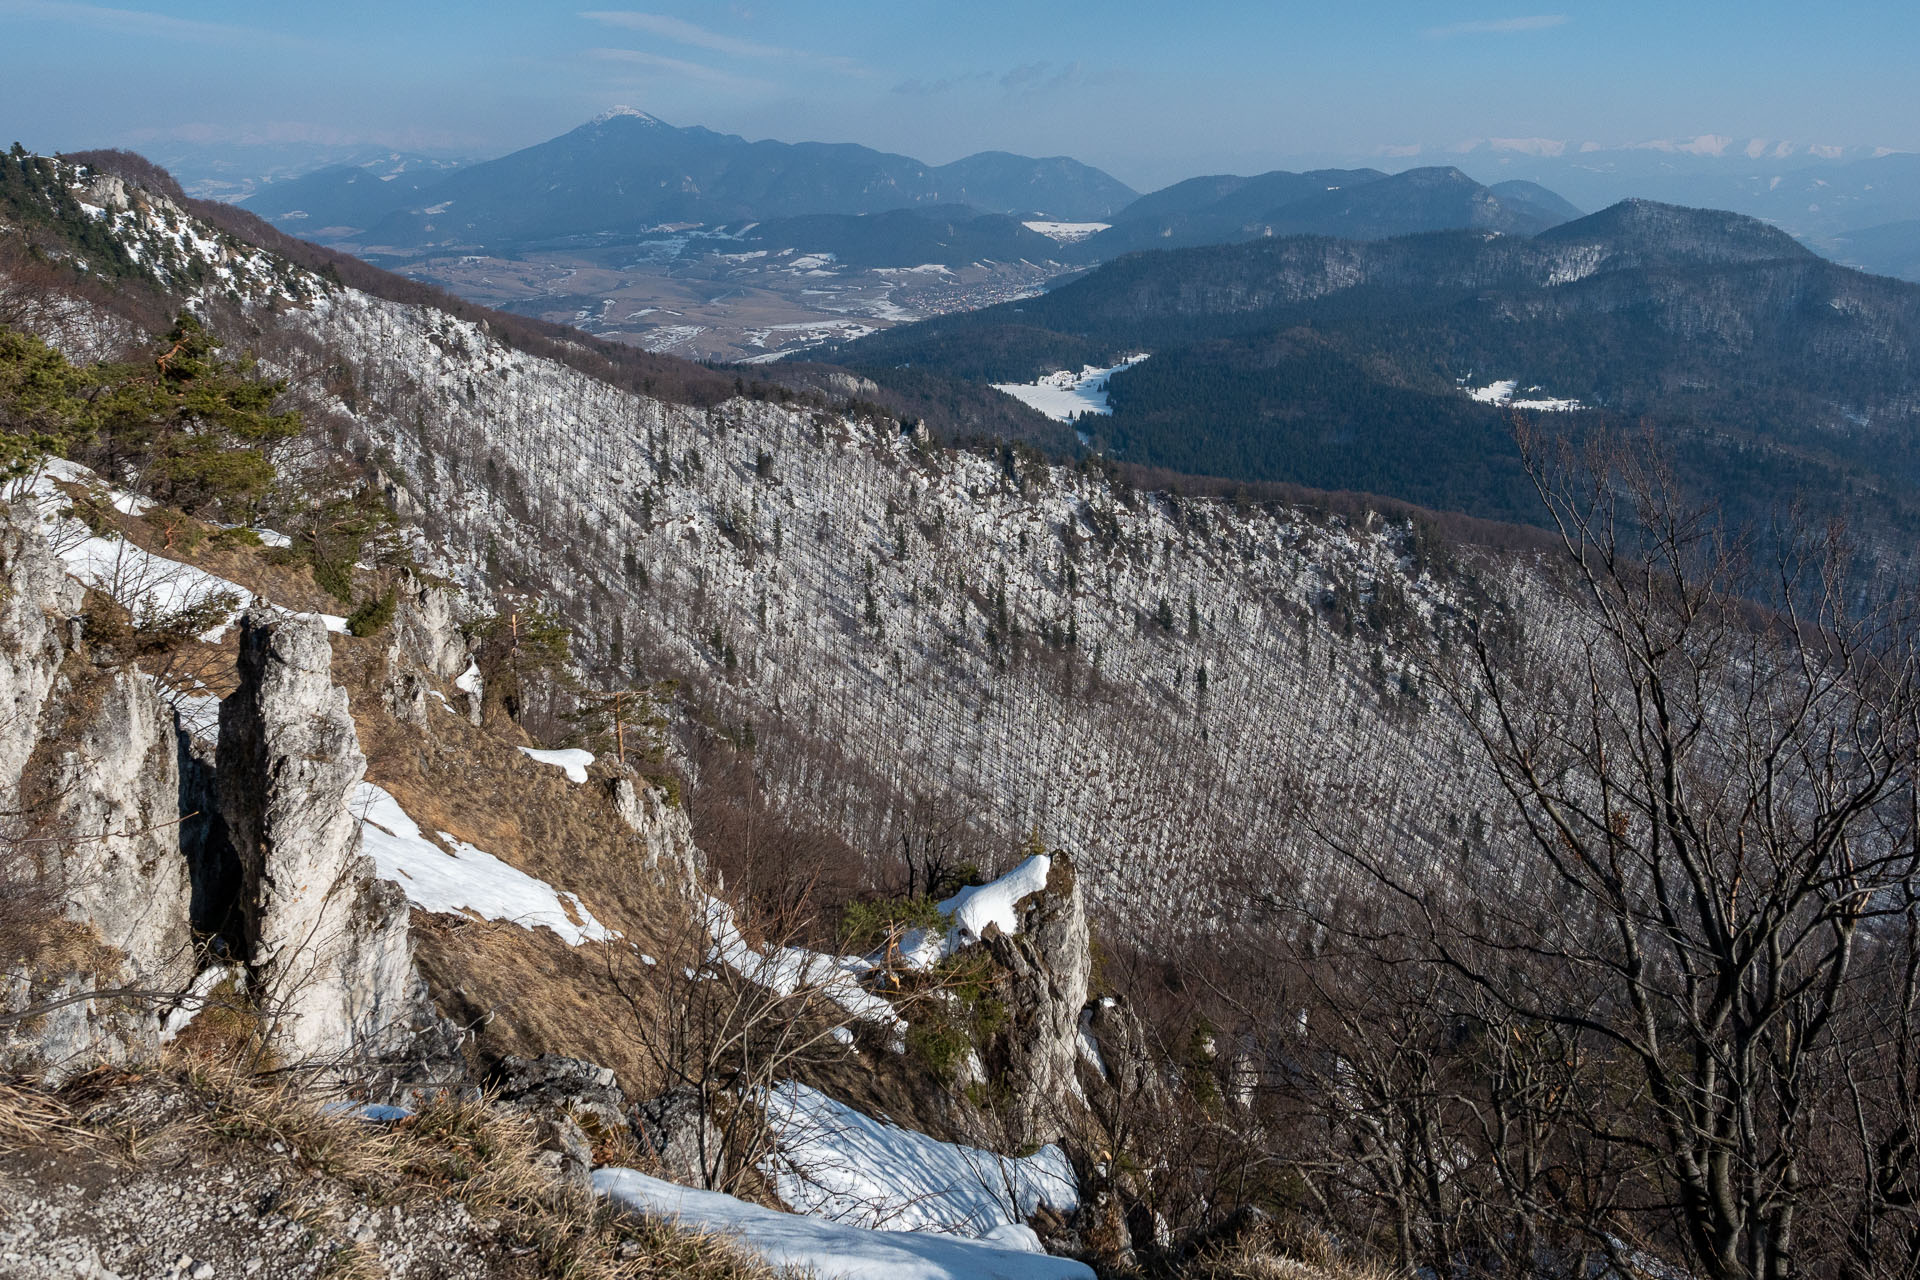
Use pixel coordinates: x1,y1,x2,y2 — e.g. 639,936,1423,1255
993,355,1149,422
703,898,904,1035
352,782,616,945
1466,380,1584,412
762,1080,1078,1238
594,1169,1095,1280
18,459,347,639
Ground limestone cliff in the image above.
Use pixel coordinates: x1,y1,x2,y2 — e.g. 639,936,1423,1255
216,609,429,1069
0,503,195,1080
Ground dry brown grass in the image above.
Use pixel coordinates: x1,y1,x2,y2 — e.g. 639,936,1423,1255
1175,1218,1407,1280
329,635,698,1102
0,1062,785,1280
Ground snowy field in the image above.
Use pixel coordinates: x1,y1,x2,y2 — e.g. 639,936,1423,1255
594,1169,1094,1280
1021,222,1110,243
1465,379,1584,412
762,1080,1078,1237
992,355,1149,422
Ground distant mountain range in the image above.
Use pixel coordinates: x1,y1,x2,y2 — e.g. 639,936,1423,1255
239,113,1599,274
833,200,1920,538
1072,166,1582,260
244,109,1137,250
1449,144,1920,281
224,122,1920,282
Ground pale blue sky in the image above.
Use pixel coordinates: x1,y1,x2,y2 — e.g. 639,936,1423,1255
1,1,1912,187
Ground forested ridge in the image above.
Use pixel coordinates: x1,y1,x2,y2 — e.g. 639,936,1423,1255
835,200,1920,558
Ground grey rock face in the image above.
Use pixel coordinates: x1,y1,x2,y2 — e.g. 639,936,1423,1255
382,573,473,730
609,778,701,886
636,1087,725,1188
0,504,194,1080
0,501,83,793
494,1053,630,1134
494,1054,628,1196
1083,995,1163,1106
982,853,1091,1142
388,572,469,681
217,608,422,1067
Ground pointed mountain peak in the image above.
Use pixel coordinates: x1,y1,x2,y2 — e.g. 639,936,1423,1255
590,106,667,127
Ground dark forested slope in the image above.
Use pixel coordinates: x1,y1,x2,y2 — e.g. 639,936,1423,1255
835,200,1920,539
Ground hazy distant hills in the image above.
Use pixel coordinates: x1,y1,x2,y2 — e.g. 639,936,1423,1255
835,200,1920,530
239,113,1601,274
1462,145,1920,281
242,109,1137,250
244,157,465,237
1076,166,1579,260
716,206,1066,270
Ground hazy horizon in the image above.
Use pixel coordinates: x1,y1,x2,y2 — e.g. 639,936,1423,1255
3,0,1915,192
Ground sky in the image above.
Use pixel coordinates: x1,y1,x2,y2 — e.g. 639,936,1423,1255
1,0,1915,189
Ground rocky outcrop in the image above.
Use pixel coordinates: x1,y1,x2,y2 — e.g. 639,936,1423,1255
493,1053,630,1134
388,572,469,681
981,853,1090,1142
609,778,701,887
0,501,81,794
635,1087,725,1188
493,1054,631,1196
1,504,196,1081
1082,995,1163,1105
383,572,474,729
217,608,425,1068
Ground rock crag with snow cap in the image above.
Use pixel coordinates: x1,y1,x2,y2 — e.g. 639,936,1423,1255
979,854,1091,1142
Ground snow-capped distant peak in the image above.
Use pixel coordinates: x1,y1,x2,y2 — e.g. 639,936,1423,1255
592,105,666,126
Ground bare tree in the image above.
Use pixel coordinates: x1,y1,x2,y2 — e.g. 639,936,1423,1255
1300,426,1920,1279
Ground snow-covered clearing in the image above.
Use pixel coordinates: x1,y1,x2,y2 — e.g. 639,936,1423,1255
1021,222,1109,243
594,1168,1094,1280
518,746,594,783
992,356,1149,423
1465,379,1584,412
352,782,616,945
762,1080,1078,1237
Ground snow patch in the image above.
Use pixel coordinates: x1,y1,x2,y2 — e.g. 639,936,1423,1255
1465,379,1584,412
704,898,905,1036
762,1080,1079,1237
519,746,594,783
894,855,1054,971
353,782,616,945
1021,222,1109,243
594,1168,1094,1280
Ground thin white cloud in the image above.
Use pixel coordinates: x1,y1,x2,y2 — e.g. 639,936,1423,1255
580,10,867,74
587,46,772,93
0,0,286,44
1425,14,1570,37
